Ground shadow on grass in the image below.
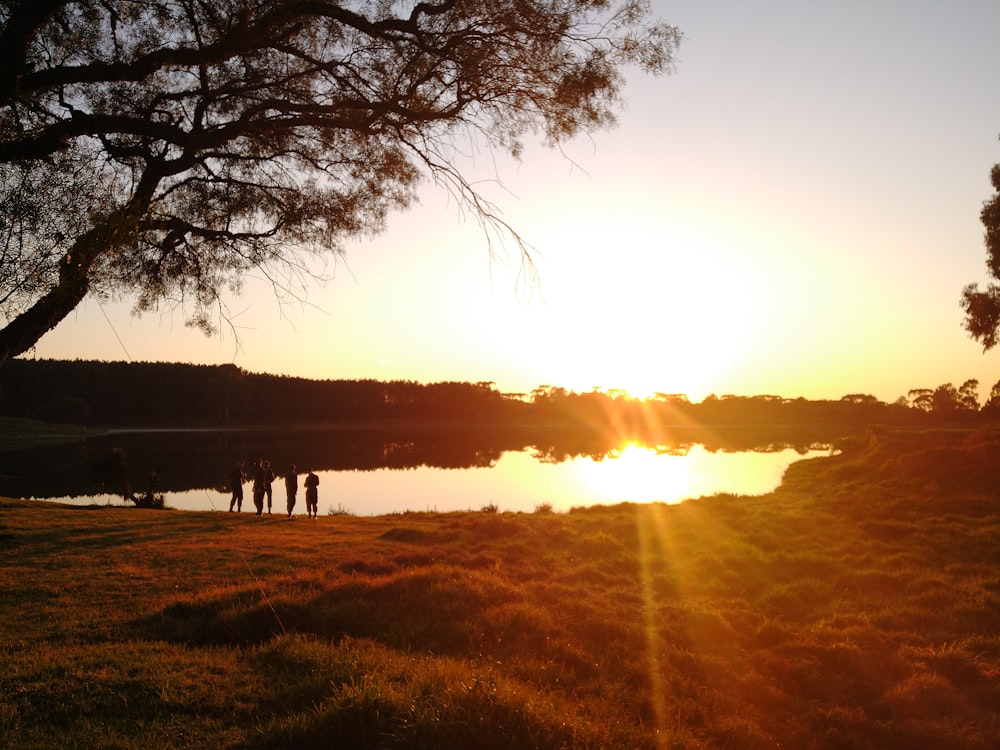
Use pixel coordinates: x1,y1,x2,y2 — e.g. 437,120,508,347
131,565,519,653
240,635,618,750
0,509,218,561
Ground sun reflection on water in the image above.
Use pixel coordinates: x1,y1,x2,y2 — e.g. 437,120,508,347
574,442,698,504
564,441,823,508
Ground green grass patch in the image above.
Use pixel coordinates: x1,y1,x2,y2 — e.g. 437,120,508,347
2,427,999,748
0,416,99,451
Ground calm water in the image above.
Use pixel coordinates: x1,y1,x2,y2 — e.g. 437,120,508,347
1,429,831,515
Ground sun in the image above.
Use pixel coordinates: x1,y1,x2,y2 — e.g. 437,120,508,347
580,341,731,404
488,208,774,404
612,381,665,402
537,328,737,406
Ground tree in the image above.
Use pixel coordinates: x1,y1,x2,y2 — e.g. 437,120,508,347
913,380,979,415
961,153,1000,349
931,382,960,413
840,393,879,405
958,378,979,411
907,388,933,412
0,0,680,363
984,378,1000,414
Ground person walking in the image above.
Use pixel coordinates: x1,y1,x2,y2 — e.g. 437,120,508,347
228,461,245,512
251,459,266,516
285,464,298,518
264,460,275,514
304,468,319,519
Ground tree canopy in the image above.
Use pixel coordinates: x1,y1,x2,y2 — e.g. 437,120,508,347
961,153,1000,349
0,0,680,363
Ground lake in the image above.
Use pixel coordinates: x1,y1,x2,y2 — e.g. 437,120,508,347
0,426,834,515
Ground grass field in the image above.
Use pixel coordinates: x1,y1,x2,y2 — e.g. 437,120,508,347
0,416,96,451
1,427,999,749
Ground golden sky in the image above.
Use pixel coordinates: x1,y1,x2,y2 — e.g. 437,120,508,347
27,1,1000,403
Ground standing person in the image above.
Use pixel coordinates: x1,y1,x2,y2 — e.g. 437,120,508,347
264,460,275,514
285,464,298,518
252,459,266,516
228,461,245,512
304,468,319,519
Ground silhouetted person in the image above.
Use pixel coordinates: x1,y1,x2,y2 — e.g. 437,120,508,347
228,461,245,512
264,460,275,514
285,464,298,517
252,459,266,516
304,469,319,519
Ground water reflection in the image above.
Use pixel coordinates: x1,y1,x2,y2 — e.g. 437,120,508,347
0,426,835,515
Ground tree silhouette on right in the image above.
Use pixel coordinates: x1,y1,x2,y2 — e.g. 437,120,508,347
961,154,1000,349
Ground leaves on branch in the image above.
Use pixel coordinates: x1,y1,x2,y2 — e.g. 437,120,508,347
0,0,681,361
963,151,1000,351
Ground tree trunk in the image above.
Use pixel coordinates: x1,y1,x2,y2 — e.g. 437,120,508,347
0,199,148,365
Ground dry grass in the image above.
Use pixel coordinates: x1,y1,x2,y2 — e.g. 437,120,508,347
1,427,999,748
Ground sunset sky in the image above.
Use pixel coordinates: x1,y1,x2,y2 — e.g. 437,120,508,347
25,1,1000,404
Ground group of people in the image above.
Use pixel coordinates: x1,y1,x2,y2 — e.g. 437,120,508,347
228,459,320,518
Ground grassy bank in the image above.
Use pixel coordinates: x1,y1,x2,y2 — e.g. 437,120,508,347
1,428,999,749
0,416,97,451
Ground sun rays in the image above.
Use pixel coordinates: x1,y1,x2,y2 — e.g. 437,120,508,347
633,498,748,746
636,502,675,747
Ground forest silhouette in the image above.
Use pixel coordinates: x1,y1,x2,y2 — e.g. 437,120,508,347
2,359,998,502
3,359,996,430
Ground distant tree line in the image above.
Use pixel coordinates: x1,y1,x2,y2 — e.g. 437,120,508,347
0,360,522,427
2,359,999,430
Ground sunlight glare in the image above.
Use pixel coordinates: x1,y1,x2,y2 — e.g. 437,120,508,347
576,442,696,504
508,213,766,402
